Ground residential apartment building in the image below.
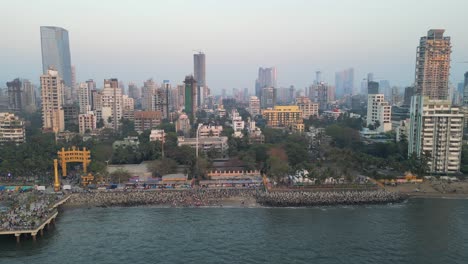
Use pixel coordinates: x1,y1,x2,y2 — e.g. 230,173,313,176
134,111,162,132
101,82,123,130
78,82,91,113
415,29,451,100
0,112,25,143
122,95,135,121
366,94,392,132
78,112,96,134
249,96,261,117
261,87,276,109
262,105,304,132
255,67,277,98
176,114,191,137
295,96,319,119
231,109,245,138
408,95,464,173
40,68,65,133
198,124,223,138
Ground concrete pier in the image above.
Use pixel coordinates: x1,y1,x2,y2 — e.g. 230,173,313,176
0,211,58,242
0,195,70,242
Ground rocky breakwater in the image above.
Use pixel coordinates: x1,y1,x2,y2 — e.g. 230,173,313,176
67,189,257,207
256,190,407,207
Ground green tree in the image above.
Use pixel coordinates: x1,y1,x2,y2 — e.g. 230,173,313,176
109,169,132,183
147,158,177,176
266,156,289,183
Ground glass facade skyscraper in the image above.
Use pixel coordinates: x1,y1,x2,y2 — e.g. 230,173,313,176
40,26,72,87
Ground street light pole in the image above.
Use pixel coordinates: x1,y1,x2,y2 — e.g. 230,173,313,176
195,123,203,180
196,123,203,158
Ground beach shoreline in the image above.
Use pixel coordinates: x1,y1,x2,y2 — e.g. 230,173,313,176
385,180,468,198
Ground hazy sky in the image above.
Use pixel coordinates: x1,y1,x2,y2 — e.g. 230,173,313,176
1,0,468,93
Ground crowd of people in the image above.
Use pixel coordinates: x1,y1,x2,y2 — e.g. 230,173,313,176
256,190,406,207
0,192,60,231
67,189,258,207
67,188,407,208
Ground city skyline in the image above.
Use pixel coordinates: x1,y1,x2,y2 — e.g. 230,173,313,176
1,0,468,92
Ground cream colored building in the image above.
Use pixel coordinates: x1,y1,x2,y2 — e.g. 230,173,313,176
78,82,91,114
41,69,65,133
408,95,464,173
249,96,261,117
0,112,25,143
367,94,392,132
177,136,228,157
101,84,123,129
78,112,97,134
199,124,223,138
295,96,319,119
149,129,165,142
122,95,135,121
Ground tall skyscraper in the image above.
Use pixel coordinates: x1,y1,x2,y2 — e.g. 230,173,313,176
463,72,468,106
310,82,330,110
40,68,65,133
403,86,414,107
22,79,36,113
154,82,169,120
184,75,197,123
260,87,276,108
6,78,22,113
335,68,354,98
194,52,206,87
367,73,374,82
368,81,379,95
78,82,91,114
194,52,206,107
128,82,141,100
103,79,122,131
141,79,157,111
255,67,277,97
415,29,451,100
40,26,72,87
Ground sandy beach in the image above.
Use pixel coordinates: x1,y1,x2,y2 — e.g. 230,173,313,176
386,180,468,198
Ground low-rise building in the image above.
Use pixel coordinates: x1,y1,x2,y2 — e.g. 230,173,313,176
322,108,343,119
177,136,228,158
113,136,140,149
149,129,165,142
247,120,265,144
199,124,223,138
0,112,25,144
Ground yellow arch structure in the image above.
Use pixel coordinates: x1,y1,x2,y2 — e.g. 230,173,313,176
53,146,92,192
